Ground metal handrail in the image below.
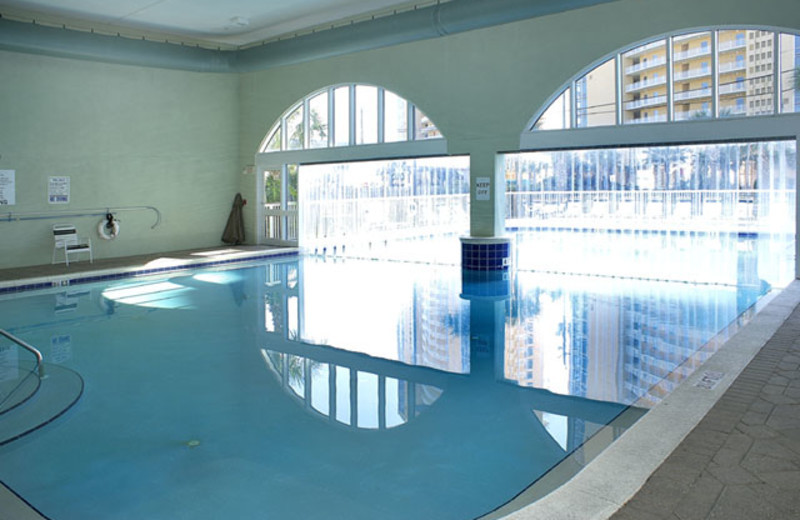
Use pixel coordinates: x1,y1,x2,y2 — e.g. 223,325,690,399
0,330,45,378
1,205,161,229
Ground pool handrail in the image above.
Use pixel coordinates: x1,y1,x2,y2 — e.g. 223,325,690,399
0,329,45,378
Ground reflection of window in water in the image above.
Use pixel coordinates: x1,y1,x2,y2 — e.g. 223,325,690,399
261,349,443,429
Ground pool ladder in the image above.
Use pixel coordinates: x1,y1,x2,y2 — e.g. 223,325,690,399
0,329,45,378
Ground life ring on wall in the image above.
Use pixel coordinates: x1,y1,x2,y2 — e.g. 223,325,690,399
98,213,120,240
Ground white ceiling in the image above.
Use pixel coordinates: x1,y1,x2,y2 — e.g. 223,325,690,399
0,0,432,46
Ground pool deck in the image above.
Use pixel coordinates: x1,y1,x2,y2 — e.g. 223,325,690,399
1,249,800,520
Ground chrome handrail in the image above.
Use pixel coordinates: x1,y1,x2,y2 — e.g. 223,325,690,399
2,205,161,229
0,329,45,378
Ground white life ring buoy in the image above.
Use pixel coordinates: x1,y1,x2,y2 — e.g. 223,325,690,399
98,214,120,240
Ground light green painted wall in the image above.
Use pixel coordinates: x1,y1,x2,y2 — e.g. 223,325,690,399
238,0,800,237
0,50,240,269
2,0,799,268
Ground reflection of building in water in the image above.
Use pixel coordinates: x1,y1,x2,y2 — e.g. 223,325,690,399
261,349,442,430
397,279,469,374
505,275,748,407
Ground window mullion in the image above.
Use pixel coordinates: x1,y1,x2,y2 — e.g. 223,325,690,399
349,84,356,146
328,88,334,148
773,31,780,115
377,88,385,144
303,98,310,149
667,35,674,122
712,30,718,118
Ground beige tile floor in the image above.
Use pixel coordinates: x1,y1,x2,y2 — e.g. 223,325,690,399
0,245,294,288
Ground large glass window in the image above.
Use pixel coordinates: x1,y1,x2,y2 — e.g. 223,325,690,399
308,92,329,148
355,85,379,145
576,58,617,127
285,105,304,150
384,90,408,143
622,39,667,125
532,28,798,130
260,84,441,152
780,33,800,113
298,156,469,264
533,88,571,130
504,140,796,286
333,86,350,147
673,32,712,121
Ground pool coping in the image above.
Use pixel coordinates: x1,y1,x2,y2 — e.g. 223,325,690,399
0,247,299,295
500,280,800,520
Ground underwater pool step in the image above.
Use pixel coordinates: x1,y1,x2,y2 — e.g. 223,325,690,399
0,362,41,416
0,364,84,446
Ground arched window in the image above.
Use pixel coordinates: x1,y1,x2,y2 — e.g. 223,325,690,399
260,84,442,152
529,28,800,130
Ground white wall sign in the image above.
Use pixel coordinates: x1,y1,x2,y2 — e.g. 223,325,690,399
476,177,491,201
0,170,15,205
48,176,70,204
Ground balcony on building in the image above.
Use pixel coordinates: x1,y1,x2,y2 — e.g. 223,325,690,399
674,87,712,102
625,56,668,75
624,94,667,110
625,76,668,93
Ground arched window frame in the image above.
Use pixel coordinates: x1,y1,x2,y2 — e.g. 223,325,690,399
259,83,443,153
525,26,800,133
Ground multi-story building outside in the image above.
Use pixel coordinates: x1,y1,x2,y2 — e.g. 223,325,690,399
622,39,668,124
673,32,714,121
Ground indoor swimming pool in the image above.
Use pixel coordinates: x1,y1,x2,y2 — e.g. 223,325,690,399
0,234,785,519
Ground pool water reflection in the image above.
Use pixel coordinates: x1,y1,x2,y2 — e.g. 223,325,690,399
0,252,773,519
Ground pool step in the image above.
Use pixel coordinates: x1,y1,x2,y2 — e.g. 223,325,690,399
0,362,41,416
0,363,84,446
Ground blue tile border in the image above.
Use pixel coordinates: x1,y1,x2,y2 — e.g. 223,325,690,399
460,237,511,271
0,251,299,295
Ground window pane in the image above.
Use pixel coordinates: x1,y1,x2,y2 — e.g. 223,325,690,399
576,58,617,127
721,29,775,118
355,85,378,145
287,164,298,205
264,126,281,152
264,169,281,205
335,366,351,425
384,90,408,143
287,355,305,397
672,32,712,121
286,104,304,150
414,107,442,139
357,371,379,429
780,33,800,113
333,86,350,147
533,88,571,131
310,363,330,415
622,39,667,124
308,92,329,148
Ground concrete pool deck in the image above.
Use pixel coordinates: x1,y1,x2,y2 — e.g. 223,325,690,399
1,249,799,519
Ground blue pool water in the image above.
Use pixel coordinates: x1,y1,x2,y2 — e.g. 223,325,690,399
0,241,782,519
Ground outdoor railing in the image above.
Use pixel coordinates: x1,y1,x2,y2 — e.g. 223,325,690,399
506,189,794,232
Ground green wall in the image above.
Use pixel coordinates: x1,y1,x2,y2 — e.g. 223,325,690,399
0,50,239,269
1,0,799,268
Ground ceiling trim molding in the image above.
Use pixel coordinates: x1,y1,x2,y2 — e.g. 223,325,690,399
0,0,620,73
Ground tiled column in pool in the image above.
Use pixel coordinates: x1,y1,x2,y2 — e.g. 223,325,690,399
461,237,511,271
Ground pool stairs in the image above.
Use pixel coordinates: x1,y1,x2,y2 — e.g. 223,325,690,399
0,331,84,446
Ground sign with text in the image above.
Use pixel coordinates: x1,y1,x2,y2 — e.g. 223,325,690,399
0,170,15,205
48,176,70,204
476,177,490,201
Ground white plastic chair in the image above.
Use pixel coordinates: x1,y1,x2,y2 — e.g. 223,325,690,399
52,225,93,266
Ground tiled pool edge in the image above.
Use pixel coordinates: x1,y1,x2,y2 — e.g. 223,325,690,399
0,249,299,295
501,281,800,520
